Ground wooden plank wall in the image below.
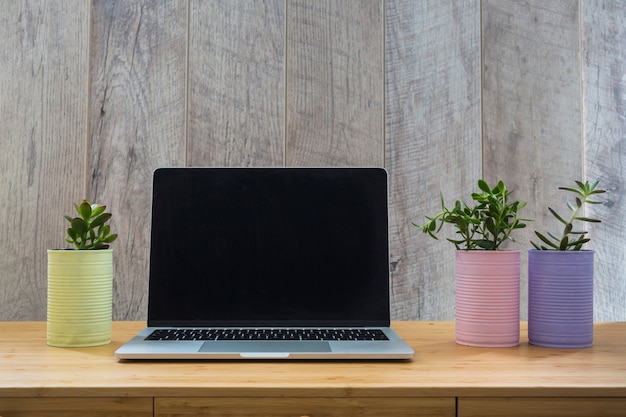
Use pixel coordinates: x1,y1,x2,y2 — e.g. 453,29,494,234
0,1,89,319
386,0,481,320
0,0,624,322
583,0,626,320
482,0,584,318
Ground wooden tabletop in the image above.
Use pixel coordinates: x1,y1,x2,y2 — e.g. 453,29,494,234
1,321,625,398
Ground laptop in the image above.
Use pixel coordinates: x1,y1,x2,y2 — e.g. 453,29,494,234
115,167,414,360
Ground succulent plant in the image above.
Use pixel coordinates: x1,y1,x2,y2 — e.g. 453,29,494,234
65,200,118,250
531,180,605,250
414,179,529,250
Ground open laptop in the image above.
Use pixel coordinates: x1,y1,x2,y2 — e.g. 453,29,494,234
115,167,414,360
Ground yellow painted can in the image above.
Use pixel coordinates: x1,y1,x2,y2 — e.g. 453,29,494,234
47,249,113,347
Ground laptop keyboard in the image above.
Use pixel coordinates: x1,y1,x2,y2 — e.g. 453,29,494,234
146,328,389,341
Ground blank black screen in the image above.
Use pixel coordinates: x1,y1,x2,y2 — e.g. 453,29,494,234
147,167,390,327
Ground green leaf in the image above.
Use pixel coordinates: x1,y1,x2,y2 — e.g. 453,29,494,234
574,217,601,223
564,223,573,235
575,238,590,247
91,212,112,229
547,231,560,241
446,238,464,245
560,186,582,195
477,179,491,194
548,207,568,225
91,205,106,218
101,224,111,237
78,201,92,221
103,234,118,243
535,232,559,249
67,228,77,241
475,240,495,250
70,217,88,236
495,180,505,194
483,217,494,232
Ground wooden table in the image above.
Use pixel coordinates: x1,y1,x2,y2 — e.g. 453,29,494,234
1,321,625,417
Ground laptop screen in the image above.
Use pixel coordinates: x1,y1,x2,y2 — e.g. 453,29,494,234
147,167,390,327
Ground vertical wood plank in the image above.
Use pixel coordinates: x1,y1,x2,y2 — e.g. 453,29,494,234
89,0,187,320
286,0,383,166
583,0,626,320
187,0,285,167
0,2,89,320
386,0,482,319
482,0,583,319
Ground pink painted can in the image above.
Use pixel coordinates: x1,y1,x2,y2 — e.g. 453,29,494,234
455,250,520,347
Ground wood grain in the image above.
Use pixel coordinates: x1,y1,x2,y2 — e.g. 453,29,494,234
0,1,89,320
582,0,626,321
187,0,285,167
156,397,455,417
482,0,583,319
2,321,626,400
89,0,188,320
286,0,383,166
459,397,626,417
0,398,152,417
385,0,482,320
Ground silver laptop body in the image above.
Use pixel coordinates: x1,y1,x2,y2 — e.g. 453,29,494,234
115,167,414,360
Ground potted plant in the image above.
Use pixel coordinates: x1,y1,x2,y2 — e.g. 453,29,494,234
414,179,529,347
47,200,118,347
528,180,605,348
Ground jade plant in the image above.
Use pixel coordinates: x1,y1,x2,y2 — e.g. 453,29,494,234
531,180,605,250
414,179,529,250
65,200,118,250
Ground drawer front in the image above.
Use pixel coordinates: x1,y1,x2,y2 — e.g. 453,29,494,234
0,397,153,417
156,397,455,417
459,397,626,417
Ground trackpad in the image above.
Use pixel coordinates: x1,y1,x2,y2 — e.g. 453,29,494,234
199,341,331,353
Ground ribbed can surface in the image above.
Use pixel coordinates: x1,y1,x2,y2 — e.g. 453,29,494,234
528,250,594,348
47,249,113,347
455,250,520,347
